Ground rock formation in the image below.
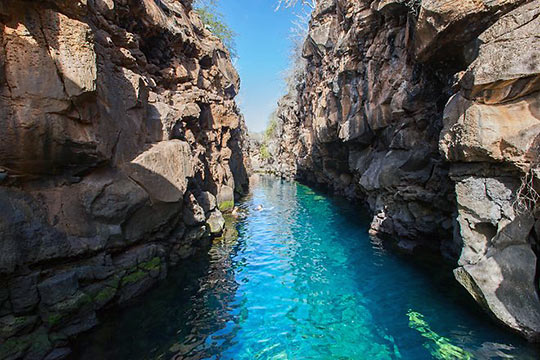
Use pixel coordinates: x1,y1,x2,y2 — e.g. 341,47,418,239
0,0,249,358
265,0,540,340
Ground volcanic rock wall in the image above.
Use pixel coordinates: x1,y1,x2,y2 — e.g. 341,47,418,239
0,0,249,358
268,0,540,340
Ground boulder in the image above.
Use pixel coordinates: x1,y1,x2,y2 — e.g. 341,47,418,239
197,191,217,213
9,274,39,314
124,140,194,203
38,272,79,306
206,210,226,235
217,185,234,211
455,244,540,341
183,193,206,226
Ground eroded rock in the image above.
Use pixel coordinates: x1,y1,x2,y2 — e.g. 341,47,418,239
262,0,540,340
0,0,250,357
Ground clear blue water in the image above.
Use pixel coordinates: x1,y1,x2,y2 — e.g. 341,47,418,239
75,176,540,359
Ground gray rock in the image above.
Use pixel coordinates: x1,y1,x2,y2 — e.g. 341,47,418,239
113,244,159,270
183,193,205,226
217,185,234,211
117,273,156,304
9,274,39,314
0,315,39,339
206,210,226,235
123,202,182,243
455,245,540,341
124,140,194,203
44,348,71,360
197,191,217,214
83,173,148,223
184,225,208,244
38,272,79,306
60,311,98,337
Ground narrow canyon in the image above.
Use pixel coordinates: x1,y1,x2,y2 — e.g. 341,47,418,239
252,0,540,344
0,0,539,359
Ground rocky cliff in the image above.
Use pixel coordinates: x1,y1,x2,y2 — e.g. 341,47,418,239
0,0,249,358
266,0,540,341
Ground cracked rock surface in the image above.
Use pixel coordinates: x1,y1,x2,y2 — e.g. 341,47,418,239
0,0,250,358
260,0,540,340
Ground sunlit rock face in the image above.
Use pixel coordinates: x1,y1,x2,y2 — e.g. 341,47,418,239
441,1,540,341
0,0,250,358
270,0,540,339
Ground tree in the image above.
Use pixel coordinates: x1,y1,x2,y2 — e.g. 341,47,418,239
194,0,237,58
275,0,317,10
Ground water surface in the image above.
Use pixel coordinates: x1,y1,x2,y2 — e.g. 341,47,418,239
75,176,539,359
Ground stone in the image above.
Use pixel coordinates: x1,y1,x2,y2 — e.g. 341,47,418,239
183,193,206,226
117,272,156,304
122,202,182,243
207,210,226,235
40,9,97,98
197,191,217,214
83,172,148,223
60,311,98,337
440,93,540,164
44,348,72,360
455,245,540,341
184,225,208,244
414,0,524,62
124,140,194,203
40,291,94,329
9,274,39,314
0,315,39,339
38,272,79,306
112,244,160,270
461,1,540,103
217,185,235,212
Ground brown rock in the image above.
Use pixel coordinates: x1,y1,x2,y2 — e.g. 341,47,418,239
124,140,194,203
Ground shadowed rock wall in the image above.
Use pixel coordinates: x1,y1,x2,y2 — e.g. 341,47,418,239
0,0,250,358
266,0,540,340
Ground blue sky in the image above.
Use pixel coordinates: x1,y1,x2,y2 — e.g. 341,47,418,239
215,0,301,133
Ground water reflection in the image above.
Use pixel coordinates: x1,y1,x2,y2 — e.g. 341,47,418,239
74,176,540,360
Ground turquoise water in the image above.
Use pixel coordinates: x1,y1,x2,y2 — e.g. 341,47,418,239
75,176,539,359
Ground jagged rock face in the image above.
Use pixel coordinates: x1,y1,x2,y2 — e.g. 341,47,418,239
269,0,540,340
0,0,249,358
273,0,458,248
248,94,301,179
440,1,540,341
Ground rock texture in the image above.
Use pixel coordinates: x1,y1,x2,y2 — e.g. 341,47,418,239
0,0,249,358
248,99,300,179
264,0,540,340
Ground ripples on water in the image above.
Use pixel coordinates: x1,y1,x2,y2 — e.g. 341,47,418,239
74,176,540,359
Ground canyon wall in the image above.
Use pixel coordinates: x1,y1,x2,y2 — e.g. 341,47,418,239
0,0,249,358
267,0,540,340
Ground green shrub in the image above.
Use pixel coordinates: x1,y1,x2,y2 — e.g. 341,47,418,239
194,0,237,58
264,113,278,142
260,143,271,160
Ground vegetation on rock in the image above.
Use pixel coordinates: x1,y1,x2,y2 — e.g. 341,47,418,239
194,0,237,58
